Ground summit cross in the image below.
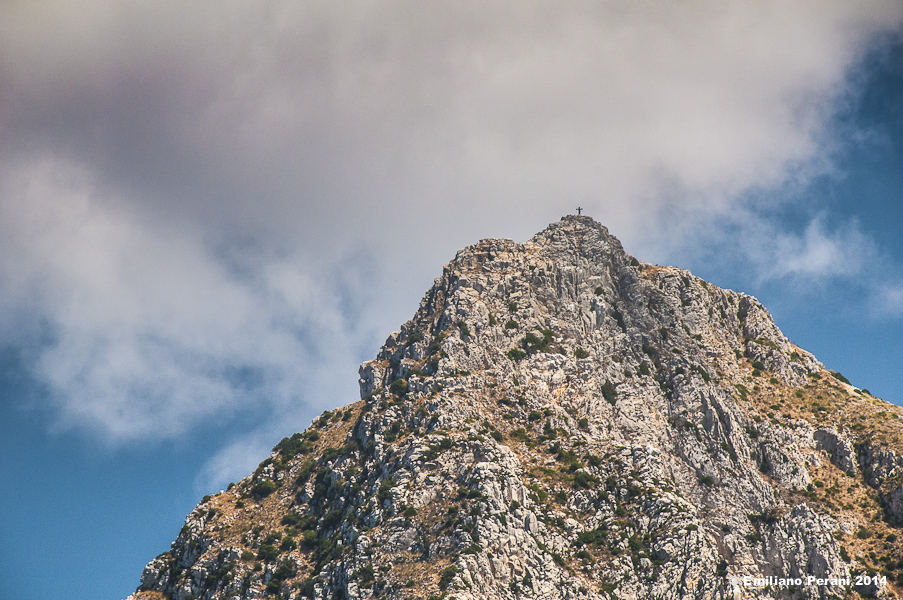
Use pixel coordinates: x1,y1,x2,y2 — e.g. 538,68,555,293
576,206,583,215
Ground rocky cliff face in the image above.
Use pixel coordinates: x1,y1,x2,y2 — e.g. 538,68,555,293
128,216,903,600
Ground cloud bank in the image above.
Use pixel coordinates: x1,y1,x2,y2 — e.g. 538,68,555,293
1,1,901,482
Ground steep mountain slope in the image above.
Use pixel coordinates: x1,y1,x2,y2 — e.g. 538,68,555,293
128,216,903,600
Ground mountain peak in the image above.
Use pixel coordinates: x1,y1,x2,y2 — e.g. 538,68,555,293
130,219,903,600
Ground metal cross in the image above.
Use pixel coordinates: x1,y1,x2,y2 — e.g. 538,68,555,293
576,206,583,215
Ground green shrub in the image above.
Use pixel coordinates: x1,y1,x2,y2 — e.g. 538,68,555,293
377,478,395,503
274,432,312,459
573,471,599,490
272,561,296,582
504,319,519,330
751,360,765,371
574,347,589,359
522,329,554,354
240,550,255,561
601,380,617,406
300,529,318,549
257,544,279,562
507,347,526,361
527,484,548,503
748,508,781,525
439,566,459,589
690,364,711,382
698,475,715,486
510,428,528,440
389,378,408,396
638,362,651,376
251,481,277,498
456,487,483,500
507,301,518,313
575,526,608,548
578,417,589,429
830,371,851,385
321,509,342,530
403,506,417,518
280,536,297,551
356,564,375,585
295,460,316,484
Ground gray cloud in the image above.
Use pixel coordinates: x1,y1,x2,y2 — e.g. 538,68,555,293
1,1,901,484
0,157,377,442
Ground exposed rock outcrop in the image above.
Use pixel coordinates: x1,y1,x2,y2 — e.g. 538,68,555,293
128,217,903,600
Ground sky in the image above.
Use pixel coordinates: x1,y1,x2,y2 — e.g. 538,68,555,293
0,2,902,599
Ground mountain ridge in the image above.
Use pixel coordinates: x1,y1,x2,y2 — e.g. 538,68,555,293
128,216,903,600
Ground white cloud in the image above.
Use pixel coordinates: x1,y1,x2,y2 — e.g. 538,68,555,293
875,285,903,317
1,1,901,446
767,217,874,280
194,432,276,495
0,158,370,442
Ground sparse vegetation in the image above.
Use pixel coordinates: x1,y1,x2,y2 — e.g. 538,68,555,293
389,378,408,396
601,380,617,405
439,566,459,589
251,481,277,498
507,347,526,361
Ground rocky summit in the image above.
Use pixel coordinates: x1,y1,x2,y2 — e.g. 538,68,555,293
128,216,903,600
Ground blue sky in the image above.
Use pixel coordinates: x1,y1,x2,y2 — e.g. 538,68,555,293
1,3,902,599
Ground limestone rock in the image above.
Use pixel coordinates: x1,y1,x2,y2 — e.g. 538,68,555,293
128,216,903,600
